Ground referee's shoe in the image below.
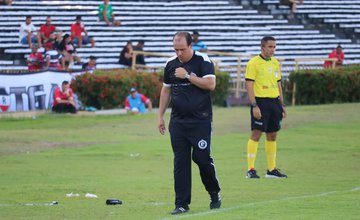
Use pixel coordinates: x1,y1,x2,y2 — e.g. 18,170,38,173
265,168,287,178
209,192,221,209
246,169,260,179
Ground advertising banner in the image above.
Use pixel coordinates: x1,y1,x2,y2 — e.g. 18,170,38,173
0,71,82,112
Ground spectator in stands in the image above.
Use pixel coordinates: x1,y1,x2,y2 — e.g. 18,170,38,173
19,16,38,48
38,16,62,48
192,31,207,52
280,0,304,14
43,31,62,51
118,40,133,67
52,80,77,114
71,15,95,48
44,43,64,70
125,87,152,114
98,0,121,26
133,40,146,65
59,34,81,70
27,44,43,71
0,0,12,6
82,55,97,71
324,44,345,68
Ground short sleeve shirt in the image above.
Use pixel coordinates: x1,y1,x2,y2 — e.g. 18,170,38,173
71,23,85,38
53,87,73,106
164,51,215,123
40,24,56,38
245,55,281,98
192,41,207,51
19,22,36,42
98,4,113,19
27,52,43,71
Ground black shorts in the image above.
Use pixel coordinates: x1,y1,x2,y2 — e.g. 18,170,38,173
251,97,283,133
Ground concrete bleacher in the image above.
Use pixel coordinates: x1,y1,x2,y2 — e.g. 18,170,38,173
0,0,359,72
262,0,360,42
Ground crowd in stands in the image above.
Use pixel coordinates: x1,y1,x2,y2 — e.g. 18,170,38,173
20,14,97,72
2,0,350,115
16,0,123,72
16,0,210,73
5,0,350,73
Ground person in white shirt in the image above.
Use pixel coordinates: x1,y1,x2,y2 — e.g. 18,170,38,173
19,16,38,48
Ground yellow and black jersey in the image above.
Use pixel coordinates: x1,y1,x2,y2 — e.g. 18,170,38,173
245,55,281,98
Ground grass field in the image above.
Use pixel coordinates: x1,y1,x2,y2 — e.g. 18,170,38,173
0,103,359,220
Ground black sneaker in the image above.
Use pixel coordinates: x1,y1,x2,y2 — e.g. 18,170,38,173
209,192,221,209
265,168,287,178
171,206,189,215
246,169,260,179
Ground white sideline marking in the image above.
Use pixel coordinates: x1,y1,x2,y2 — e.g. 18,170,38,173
161,187,360,220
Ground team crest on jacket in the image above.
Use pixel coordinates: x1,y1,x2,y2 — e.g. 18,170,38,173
198,139,207,149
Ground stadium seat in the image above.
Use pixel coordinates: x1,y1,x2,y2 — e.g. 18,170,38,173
0,0,359,74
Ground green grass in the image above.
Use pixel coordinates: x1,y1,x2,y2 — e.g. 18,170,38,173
0,103,359,220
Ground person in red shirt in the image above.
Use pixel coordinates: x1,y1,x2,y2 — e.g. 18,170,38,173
70,15,95,48
38,16,62,47
27,44,43,71
52,81,77,114
324,45,345,68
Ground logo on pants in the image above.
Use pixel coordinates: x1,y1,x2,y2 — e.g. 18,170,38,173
198,139,207,149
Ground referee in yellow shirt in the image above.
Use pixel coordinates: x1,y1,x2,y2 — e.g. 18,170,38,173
245,36,287,179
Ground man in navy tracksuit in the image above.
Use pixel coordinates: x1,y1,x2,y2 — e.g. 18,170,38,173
157,31,221,215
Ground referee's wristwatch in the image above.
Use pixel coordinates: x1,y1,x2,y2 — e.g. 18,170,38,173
251,102,258,108
185,73,191,79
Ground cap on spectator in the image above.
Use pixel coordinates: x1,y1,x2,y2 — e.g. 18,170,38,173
130,87,136,93
336,44,343,49
192,31,200,36
44,42,53,49
76,15,82,20
89,55,97,60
